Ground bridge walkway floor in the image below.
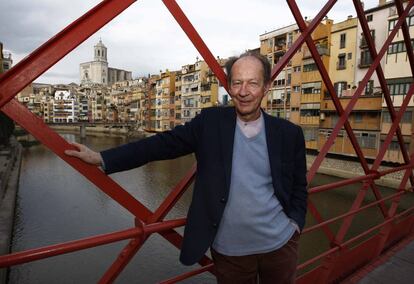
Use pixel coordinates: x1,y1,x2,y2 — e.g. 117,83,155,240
344,234,414,284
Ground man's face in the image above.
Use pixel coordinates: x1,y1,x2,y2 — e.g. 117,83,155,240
229,56,270,122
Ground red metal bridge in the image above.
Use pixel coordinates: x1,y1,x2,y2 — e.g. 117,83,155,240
1,0,414,283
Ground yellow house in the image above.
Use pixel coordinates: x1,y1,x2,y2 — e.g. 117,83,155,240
294,19,333,150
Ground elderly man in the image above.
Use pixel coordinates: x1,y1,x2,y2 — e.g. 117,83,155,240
65,52,308,283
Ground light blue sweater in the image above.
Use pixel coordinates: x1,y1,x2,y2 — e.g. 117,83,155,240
212,121,295,256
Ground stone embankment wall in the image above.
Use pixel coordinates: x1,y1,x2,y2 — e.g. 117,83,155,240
307,154,404,189
0,138,22,284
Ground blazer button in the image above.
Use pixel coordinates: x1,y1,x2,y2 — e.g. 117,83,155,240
220,198,226,203
212,223,218,228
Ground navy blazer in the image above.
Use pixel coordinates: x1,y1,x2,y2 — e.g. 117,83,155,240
101,107,308,265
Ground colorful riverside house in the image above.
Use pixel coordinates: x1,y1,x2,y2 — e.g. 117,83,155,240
174,70,182,126
181,59,211,124
199,68,219,110
154,70,175,132
260,24,298,119
319,15,382,159
145,74,159,132
382,1,414,163
292,18,333,151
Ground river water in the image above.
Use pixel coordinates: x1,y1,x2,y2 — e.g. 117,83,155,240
8,133,409,283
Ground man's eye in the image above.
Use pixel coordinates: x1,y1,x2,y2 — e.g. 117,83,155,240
232,82,241,86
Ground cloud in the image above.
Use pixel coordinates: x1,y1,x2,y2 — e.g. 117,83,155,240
1,0,380,84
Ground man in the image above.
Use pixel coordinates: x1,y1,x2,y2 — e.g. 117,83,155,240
65,52,308,283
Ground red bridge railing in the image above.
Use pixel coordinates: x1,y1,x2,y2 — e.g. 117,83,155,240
1,0,414,283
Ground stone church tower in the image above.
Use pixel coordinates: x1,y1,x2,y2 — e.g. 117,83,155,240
79,39,132,86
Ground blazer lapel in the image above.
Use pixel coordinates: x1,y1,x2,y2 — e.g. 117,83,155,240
219,107,236,191
263,111,283,193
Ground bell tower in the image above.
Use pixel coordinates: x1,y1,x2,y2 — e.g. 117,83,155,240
94,39,107,62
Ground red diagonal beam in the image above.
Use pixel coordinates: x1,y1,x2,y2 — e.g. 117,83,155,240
358,0,414,182
332,0,414,246
374,82,414,180
162,0,228,91
0,218,185,268
271,0,338,80
2,100,149,217
0,0,136,108
288,0,388,241
307,0,414,183
99,164,208,284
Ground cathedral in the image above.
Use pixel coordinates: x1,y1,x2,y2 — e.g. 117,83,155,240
79,39,132,86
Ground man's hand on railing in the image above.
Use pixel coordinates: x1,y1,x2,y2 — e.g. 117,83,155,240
64,142,103,166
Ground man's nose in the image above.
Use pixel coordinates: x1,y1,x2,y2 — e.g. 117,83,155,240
240,82,249,96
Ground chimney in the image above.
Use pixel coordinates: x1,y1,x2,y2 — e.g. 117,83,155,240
379,0,386,6
348,15,353,20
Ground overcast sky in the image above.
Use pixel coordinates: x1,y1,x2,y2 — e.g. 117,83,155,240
0,0,379,84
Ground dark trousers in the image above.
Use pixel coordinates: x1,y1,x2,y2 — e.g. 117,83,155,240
211,232,300,284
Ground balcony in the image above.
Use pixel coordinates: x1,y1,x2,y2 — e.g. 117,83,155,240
274,44,286,54
303,45,330,58
360,36,375,48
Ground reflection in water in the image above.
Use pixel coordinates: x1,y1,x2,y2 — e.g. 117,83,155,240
9,133,409,283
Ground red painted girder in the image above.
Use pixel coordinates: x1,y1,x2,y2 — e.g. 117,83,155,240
332,1,414,244
2,100,149,217
0,218,185,268
149,164,196,223
374,83,414,177
288,0,372,178
307,199,336,241
308,0,414,184
298,208,414,272
0,0,136,109
303,191,406,235
1,99,189,277
287,0,388,242
309,163,412,194
99,164,204,284
356,0,414,182
159,263,215,284
162,0,228,91
271,0,338,81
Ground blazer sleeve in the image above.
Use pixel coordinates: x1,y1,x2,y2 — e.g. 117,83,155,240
289,126,308,230
100,110,203,174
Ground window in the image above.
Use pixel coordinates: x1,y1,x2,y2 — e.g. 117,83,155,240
354,113,363,123
384,141,409,151
356,132,377,149
360,49,373,67
337,54,346,70
300,109,319,117
303,63,318,72
340,33,346,49
334,81,347,97
303,128,317,141
367,14,373,22
389,19,396,31
293,66,301,72
293,85,301,92
365,80,374,95
387,40,414,54
348,53,352,60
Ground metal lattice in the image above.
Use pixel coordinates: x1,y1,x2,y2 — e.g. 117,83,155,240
0,0,414,282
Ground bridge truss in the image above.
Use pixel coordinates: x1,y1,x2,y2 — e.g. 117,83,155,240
1,0,414,282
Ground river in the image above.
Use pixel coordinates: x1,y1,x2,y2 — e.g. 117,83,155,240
8,133,408,283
